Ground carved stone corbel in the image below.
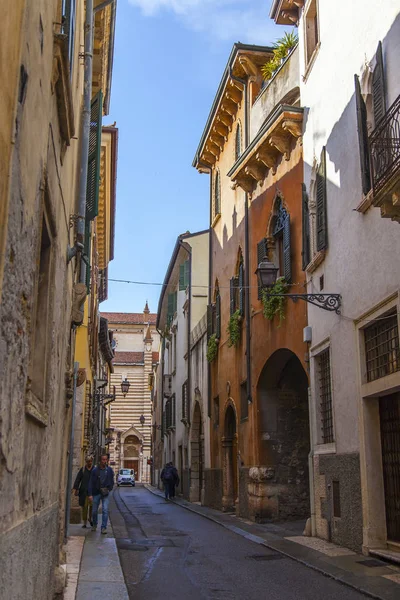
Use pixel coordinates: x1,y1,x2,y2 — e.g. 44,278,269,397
380,200,400,223
202,151,215,165
221,98,237,116
206,142,220,157
256,148,277,174
210,133,225,148
72,282,87,326
245,163,265,184
288,0,304,8
217,113,233,129
238,55,258,77
213,122,229,139
226,86,242,104
281,9,299,24
282,119,303,141
234,175,255,194
269,133,291,160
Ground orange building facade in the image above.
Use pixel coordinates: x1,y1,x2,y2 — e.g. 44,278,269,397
194,43,310,521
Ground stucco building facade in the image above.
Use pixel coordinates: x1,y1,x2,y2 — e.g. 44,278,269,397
0,1,116,597
271,0,400,554
102,308,160,483
155,231,210,502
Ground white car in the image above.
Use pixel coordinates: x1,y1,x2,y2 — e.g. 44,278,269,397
117,468,135,486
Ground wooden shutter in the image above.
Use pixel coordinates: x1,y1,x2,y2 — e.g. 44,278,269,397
86,91,103,222
257,238,268,299
62,0,76,66
283,214,292,283
239,262,244,317
167,293,174,325
184,260,190,288
216,293,221,339
235,124,241,160
316,147,328,252
207,304,213,339
372,41,386,127
302,184,311,270
179,264,185,290
354,75,371,195
173,291,177,314
83,220,91,292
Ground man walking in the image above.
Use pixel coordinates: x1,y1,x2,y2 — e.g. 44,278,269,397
88,454,114,534
73,456,94,528
161,462,180,500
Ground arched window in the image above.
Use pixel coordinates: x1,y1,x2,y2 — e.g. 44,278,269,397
235,123,242,160
230,251,244,317
214,170,221,218
272,198,291,282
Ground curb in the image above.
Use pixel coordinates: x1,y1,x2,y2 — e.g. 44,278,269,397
144,484,391,600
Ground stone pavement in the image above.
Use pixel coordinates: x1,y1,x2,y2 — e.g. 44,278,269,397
145,484,400,600
63,518,129,600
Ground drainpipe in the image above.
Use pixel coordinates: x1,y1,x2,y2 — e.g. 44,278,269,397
65,362,79,541
308,386,316,536
229,68,252,408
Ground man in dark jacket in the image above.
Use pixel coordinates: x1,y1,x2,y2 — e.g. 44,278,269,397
88,454,114,534
73,456,94,528
161,462,180,500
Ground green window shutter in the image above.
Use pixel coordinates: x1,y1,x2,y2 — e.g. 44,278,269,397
86,91,103,222
283,214,291,283
235,123,241,160
257,238,268,300
184,260,190,288
207,304,213,339
173,291,177,314
316,147,328,252
230,277,235,316
179,264,185,290
239,262,244,317
302,184,311,270
84,220,91,292
167,293,174,325
216,293,221,339
372,41,386,127
354,75,371,195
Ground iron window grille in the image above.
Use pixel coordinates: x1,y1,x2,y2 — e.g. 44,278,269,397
364,312,400,382
318,348,334,444
182,381,189,423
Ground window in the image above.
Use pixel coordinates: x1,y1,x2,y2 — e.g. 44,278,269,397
86,92,103,223
304,0,319,66
207,283,221,340
62,0,77,69
364,311,400,382
235,123,242,161
257,237,268,299
230,254,244,317
301,183,311,270
317,348,334,443
240,381,248,420
179,260,190,291
272,198,291,282
213,170,221,220
167,291,177,326
213,396,219,429
316,147,327,252
182,380,189,423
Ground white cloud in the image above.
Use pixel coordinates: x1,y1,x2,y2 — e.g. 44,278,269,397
127,0,272,43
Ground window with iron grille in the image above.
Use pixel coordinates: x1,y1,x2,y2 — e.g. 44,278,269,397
182,381,189,423
317,348,334,443
364,312,400,382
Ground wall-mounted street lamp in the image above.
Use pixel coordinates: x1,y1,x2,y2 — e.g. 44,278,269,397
255,261,341,314
121,378,130,396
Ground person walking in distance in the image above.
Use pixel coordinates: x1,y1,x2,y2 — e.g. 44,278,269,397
73,456,94,528
161,462,173,500
169,463,180,499
88,454,114,534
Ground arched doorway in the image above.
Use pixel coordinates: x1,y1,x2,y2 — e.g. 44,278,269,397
256,349,310,521
123,435,141,480
222,404,238,512
190,402,204,502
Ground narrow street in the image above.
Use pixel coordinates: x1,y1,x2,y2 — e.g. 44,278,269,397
110,486,369,600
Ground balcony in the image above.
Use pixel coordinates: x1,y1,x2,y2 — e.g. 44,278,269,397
370,93,400,222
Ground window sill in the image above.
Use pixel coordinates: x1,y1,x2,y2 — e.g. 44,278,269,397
361,371,400,399
355,189,374,214
25,390,48,427
305,249,326,274
53,33,75,145
211,213,221,228
314,442,336,455
303,42,321,83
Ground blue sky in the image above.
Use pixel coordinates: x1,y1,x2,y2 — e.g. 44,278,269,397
101,0,287,315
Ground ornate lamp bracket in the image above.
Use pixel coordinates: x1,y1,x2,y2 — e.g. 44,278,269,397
264,292,342,313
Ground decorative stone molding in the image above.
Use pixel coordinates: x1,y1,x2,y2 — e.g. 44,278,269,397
71,283,87,326
305,250,326,274
52,34,75,145
249,466,275,482
269,133,291,160
77,368,86,387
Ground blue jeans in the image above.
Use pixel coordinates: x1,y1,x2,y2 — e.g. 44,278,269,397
92,493,110,529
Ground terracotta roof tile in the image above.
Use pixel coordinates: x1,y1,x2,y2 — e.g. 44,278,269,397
113,351,144,364
101,312,157,325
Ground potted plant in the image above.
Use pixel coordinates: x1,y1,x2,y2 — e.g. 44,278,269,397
207,333,219,363
261,277,289,325
227,309,242,347
261,31,298,82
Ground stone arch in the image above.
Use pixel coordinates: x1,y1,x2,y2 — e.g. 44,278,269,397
255,348,310,521
120,426,144,481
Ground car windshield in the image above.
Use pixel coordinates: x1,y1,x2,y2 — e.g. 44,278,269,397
120,469,131,475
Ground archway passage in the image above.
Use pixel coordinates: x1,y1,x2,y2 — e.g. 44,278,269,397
124,435,140,480
257,349,310,521
190,402,204,502
222,404,238,512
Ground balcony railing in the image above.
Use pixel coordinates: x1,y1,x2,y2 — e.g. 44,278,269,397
369,93,400,196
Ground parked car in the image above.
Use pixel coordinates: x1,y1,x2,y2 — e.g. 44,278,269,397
117,468,135,486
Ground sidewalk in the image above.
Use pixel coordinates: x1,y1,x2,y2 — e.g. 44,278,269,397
63,520,128,600
145,484,400,600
